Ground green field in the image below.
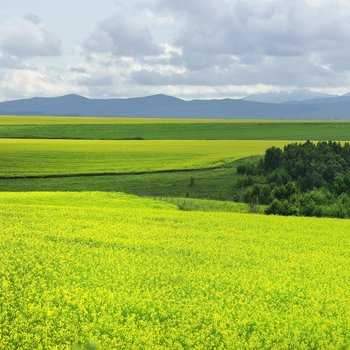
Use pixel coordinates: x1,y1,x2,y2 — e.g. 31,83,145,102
0,139,289,178
0,158,251,199
2,119,350,140
1,192,350,349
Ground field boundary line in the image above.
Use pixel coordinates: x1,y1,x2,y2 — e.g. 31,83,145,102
0,156,257,180
0,166,225,180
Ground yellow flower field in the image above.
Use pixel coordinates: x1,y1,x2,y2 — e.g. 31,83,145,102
1,192,350,349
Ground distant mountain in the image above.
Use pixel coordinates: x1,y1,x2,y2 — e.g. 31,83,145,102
294,93,350,105
1,93,350,119
243,90,336,103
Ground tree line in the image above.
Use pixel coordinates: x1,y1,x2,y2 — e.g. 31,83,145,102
237,141,350,218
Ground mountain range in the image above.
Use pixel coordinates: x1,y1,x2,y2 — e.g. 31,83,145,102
1,93,350,119
242,90,335,103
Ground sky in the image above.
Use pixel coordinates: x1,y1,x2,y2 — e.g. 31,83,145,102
0,0,350,101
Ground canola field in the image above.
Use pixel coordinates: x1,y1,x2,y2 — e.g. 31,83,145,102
1,192,350,349
0,139,290,178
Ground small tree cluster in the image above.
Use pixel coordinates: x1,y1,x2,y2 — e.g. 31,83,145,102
237,141,350,219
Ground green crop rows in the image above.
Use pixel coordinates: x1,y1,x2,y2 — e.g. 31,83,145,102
1,116,350,140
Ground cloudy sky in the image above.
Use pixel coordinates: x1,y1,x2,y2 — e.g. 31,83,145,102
0,0,350,101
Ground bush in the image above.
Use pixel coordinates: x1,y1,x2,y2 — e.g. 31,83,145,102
236,163,259,176
241,176,255,187
265,199,298,216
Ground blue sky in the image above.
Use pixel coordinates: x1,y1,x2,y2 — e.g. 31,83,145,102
0,1,123,51
0,0,350,101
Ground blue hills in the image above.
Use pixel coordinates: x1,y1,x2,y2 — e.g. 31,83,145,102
1,93,350,119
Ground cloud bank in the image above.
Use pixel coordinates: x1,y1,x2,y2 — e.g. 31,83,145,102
1,0,350,100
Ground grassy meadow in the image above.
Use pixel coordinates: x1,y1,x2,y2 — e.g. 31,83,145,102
1,116,349,349
158,196,266,213
0,157,256,200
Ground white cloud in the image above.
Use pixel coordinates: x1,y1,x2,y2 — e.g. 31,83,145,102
0,15,61,58
83,14,162,57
